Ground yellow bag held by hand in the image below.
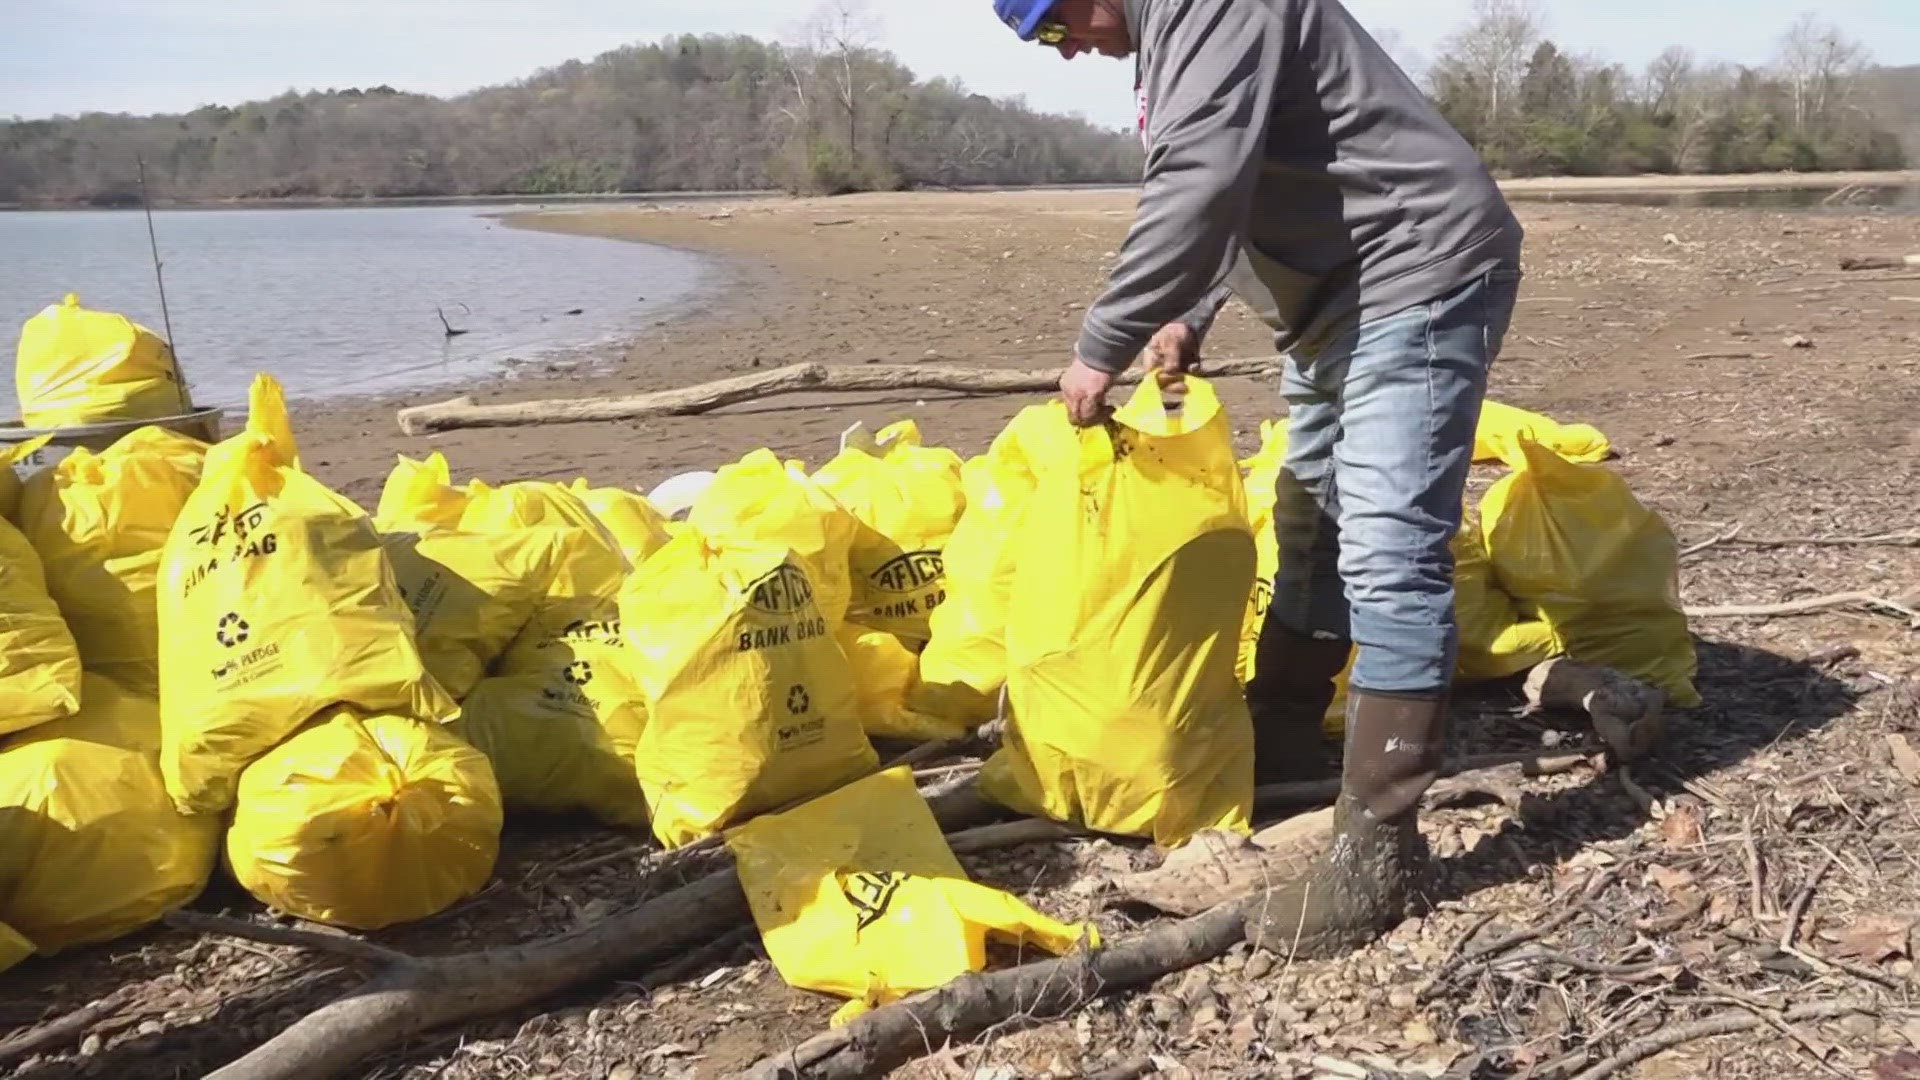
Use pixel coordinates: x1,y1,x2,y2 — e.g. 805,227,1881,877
0,517,82,734
0,673,219,972
622,530,877,848
15,293,191,428
813,420,967,646
1480,436,1699,706
18,425,208,693
158,375,456,815
982,378,1257,846
1474,399,1611,465
225,708,502,930
727,766,1097,1025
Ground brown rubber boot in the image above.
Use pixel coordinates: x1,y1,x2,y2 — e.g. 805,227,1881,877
1244,623,1351,784
1244,688,1448,959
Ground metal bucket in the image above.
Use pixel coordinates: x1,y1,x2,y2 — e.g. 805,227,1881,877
0,406,225,479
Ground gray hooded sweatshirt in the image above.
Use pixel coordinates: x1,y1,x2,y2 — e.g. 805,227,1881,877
1075,0,1523,372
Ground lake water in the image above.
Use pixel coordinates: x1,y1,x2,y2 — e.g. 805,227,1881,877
0,205,715,412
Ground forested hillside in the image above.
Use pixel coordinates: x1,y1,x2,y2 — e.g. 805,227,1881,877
0,30,1142,205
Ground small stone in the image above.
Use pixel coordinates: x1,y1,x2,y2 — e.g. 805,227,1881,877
1177,967,1216,1008
137,1020,163,1036
1388,988,1417,1010
1193,1003,1221,1027
607,1067,639,1080
1402,1018,1438,1046
1893,958,1915,979
1269,1001,1304,1026
80,1034,102,1056
1783,334,1814,349
1244,951,1275,980
1653,433,1676,447
1148,995,1182,1026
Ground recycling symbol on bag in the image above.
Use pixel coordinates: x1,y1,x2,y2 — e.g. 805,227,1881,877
215,612,250,648
785,683,810,715
563,660,593,686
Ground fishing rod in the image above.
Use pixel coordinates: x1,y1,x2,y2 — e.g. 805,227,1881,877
136,157,194,404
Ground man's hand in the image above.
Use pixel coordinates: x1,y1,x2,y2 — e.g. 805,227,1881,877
1060,356,1115,427
1143,322,1201,385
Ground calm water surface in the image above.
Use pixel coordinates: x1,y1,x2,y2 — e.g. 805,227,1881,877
0,204,715,411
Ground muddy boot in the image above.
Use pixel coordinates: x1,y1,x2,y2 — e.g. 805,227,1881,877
1245,624,1351,785
1244,688,1448,959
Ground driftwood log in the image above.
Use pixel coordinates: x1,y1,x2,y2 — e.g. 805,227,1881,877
1837,254,1920,271
394,358,1282,435
741,901,1251,1080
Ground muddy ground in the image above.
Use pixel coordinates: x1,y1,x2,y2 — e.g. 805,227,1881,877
6,188,1920,1079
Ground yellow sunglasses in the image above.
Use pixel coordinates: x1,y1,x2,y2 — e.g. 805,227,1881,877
1034,20,1069,45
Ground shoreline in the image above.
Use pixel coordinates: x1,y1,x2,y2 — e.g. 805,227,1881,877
6,169,1916,214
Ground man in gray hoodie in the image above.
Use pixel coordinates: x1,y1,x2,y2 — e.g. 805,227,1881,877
992,0,1524,959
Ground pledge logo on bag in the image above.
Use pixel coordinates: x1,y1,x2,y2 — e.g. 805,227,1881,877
738,565,829,653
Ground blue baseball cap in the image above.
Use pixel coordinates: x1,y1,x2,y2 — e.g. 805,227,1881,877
994,0,1058,41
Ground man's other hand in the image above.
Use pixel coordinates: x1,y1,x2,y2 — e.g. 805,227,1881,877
1060,356,1115,426
1143,322,1200,387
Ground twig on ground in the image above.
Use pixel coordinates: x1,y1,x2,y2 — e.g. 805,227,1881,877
164,912,410,967
1779,849,1839,953
0,989,132,1069
1685,591,1920,623
1679,524,1744,558
636,927,755,990
1712,529,1920,549
1085,1058,1155,1080
1567,999,1878,1080
1701,991,1849,1079
947,818,1082,854
1745,819,1772,921
1417,869,1620,1000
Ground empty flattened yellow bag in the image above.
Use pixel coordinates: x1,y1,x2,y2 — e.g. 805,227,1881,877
18,426,208,693
158,375,457,815
727,766,1096,1025
813,420,967,646
982,379,1257,846
1481,436,1699,706
374,451,469,533
15,293,191,428
622,531,877,848
1452,510,1560,682
383,528,554,698
1474,399,1611,465
0,518,81,734
0,673,219,970
688,449,860,627
225,708,502,930
567,479,672,568
905,415,1048,733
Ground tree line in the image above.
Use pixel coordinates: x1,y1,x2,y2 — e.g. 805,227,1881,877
0,1,1909,206
1428,2,1908,175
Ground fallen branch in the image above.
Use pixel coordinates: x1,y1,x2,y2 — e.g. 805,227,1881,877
1685,591,1920,622
164,912,410,968
1254,749,1593,812
395,357,1282,434
198,780,1004,1080
0,989,132,1069
739,901,1249,1079
1838,254,1920,271
1714,529,1920,549
1567,999,1877,1080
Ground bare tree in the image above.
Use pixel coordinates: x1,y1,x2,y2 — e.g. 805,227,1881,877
1776,13,1870,133
1435,0,1547,128
1643,46,1696,116
798,0,882,156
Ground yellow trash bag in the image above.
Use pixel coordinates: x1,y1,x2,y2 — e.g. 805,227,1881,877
1481,436,1699,706
837,623,953,743
14,293,191,428
158,375,456,815
568,479,672,567
374,451,469,533
225,708,502,930
688,449,860,626
1453,511,1560,682
906,417,1048,733
982,378,1257,846
0,435,52,522
0,673,219,970
813,420,967,646
0,518,82,734
383,528,553,698
17,426,207,693
622,530,877,848
1474,399,1611,465
727,766,1096,1025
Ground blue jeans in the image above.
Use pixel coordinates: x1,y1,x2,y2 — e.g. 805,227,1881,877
1267,265,1521,694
